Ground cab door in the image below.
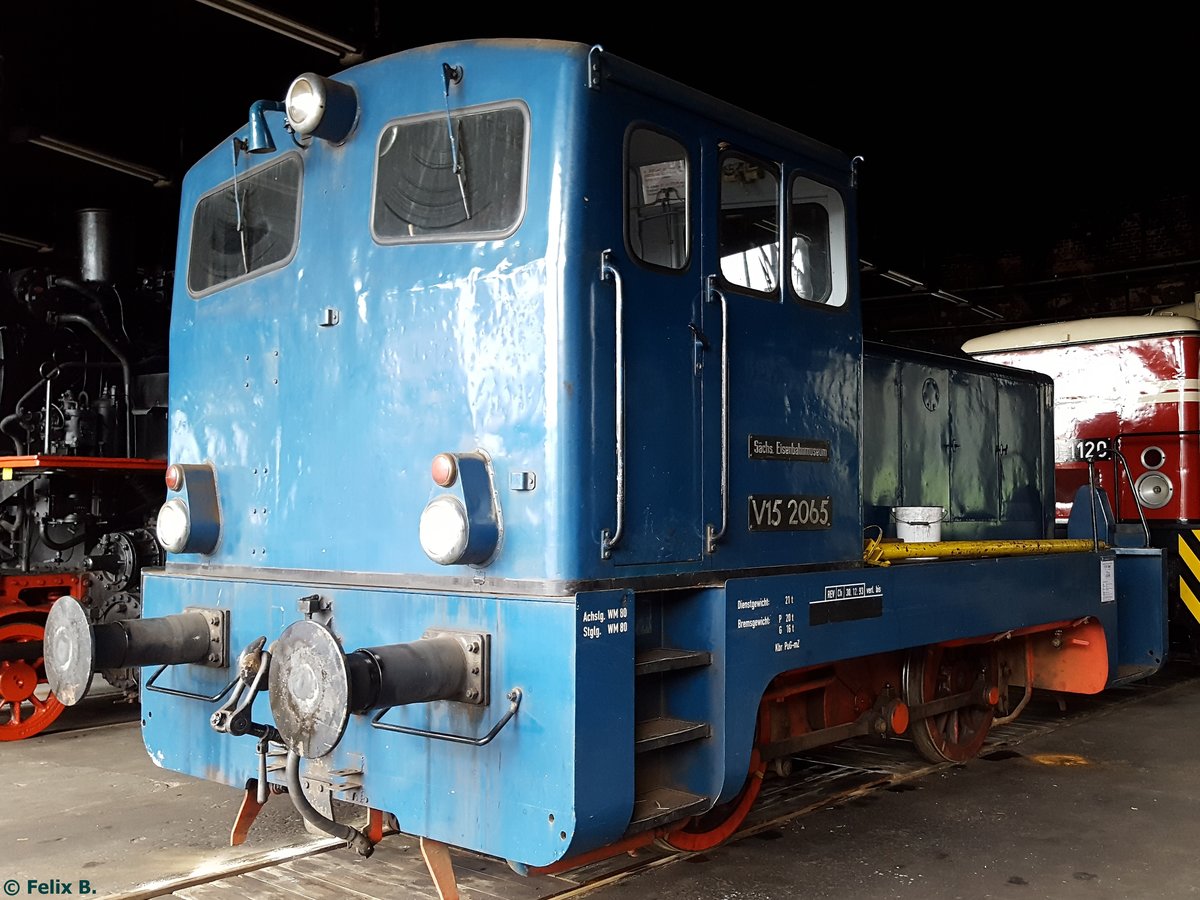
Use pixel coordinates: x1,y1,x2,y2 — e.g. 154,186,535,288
600,108,705,567
695,138,862,570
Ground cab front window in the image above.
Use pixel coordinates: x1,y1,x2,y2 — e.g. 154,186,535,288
372,102,528,243
187,154,302,297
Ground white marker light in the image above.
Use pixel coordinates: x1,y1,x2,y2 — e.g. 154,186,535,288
419,495,469,565
156,498,192,553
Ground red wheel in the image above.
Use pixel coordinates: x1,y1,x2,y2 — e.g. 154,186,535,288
0,620,67,741
661,750,767,851
903,644,995,763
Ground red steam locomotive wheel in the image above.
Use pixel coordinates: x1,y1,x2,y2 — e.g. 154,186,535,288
0,620,67,741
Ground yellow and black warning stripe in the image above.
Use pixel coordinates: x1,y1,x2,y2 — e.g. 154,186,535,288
1176,530,1200,626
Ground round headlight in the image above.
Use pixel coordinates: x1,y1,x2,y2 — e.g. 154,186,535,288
284,72,357,143
285,74,324,135
419,495,469,565
156,498,192,553
1141,446,1166,470
1135,471,1174,509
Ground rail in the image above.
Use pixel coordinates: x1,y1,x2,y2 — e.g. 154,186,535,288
865,537,1101,566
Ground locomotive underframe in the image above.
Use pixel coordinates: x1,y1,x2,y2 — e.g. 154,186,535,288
137,545,1162,869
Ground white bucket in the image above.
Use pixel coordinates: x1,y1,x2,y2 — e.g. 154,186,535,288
893,506,944,542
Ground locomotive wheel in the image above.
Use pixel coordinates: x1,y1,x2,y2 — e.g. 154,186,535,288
0,621,67,741
903,644,995,764
660,750,767,852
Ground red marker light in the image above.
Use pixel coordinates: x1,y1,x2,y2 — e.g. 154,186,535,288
165,464,183,492
431,453,458,487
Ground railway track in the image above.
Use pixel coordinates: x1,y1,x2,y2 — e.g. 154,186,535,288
99,662,1196,900
40,684,141,736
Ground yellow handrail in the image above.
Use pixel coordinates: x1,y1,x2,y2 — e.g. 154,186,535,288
864,536,1102,567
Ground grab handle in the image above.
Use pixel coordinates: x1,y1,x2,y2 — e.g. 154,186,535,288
706,275,729,554
1113,446,1151,546
600,250,626,559
370,688,522,747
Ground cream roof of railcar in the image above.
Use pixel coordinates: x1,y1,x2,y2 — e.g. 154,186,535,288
963,307,1200,354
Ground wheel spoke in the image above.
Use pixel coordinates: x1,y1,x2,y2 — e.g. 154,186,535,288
906,644,996,763
0,619,69,740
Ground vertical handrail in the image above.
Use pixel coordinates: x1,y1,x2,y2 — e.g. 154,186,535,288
1113,444,1152,546
42,378,52,454
1087,460,1099,552
600,250,626,559
706,276,729,554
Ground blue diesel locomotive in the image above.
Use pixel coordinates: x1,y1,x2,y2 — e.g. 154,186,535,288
43,39,1165,895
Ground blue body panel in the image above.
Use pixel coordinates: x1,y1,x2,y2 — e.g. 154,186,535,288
167,39,862,586
169,42,581,582
1113,548,1168,677
141,573,635,865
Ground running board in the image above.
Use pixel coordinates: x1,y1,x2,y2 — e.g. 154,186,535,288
627,788,710,833
635,647,712,676
635,717,710,753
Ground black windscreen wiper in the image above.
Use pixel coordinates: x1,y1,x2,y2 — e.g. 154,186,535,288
231,138,251,274
442,62,470,221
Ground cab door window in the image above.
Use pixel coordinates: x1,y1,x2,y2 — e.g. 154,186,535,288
718,152,780,297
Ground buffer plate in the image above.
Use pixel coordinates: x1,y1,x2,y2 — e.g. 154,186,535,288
268,619,350,759
44,597,95,706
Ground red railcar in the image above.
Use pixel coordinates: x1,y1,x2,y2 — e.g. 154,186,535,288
964,305,1200,654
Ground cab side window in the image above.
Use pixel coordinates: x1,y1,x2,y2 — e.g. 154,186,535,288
626,128,689,270
791,201,831,303
790,175,847,307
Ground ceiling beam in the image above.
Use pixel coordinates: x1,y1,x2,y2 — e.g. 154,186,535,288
26,135,173,187
193,0,363,62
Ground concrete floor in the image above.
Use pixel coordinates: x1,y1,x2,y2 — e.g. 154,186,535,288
595,673,1200,900
2,691,321,899
4,673,1200,900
